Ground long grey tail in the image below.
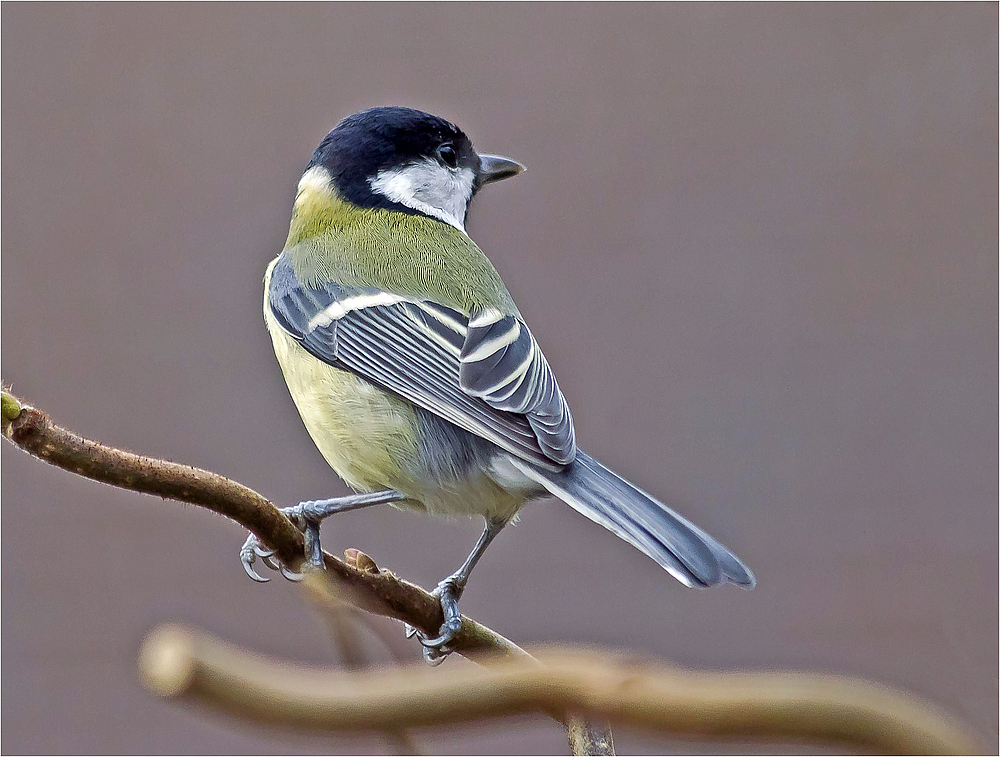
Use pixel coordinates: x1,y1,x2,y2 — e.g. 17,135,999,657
511,451,755,589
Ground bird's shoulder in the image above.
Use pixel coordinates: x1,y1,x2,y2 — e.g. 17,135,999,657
283,203,517,316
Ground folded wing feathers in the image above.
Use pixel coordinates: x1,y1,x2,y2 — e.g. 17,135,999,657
460,312,576,464
401,301,466,355
268,255,576,468
330,314,551,464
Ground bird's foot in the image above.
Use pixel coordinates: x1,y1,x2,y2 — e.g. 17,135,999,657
239,499,340,582
240,491,404,582
404,577,465,665
240,537,304,582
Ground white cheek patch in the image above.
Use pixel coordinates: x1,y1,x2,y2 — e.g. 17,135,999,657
369,159,475,232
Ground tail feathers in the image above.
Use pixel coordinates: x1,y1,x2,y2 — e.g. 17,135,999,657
512,451,755,589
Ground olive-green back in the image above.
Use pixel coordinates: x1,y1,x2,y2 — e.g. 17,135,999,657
284,194,518,316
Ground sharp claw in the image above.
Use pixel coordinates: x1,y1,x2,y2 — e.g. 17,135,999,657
419,630,455,649
422,646,447,666
403,621,452,663
242,558,270,583
279,564,304,582
261,554,282,571
411,614,463,655
402,580,464,662
240,536,270,582
253,544,276,558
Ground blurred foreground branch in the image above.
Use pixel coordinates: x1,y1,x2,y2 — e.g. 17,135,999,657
139,623,979,755
0,386,611,754
304,573,422,755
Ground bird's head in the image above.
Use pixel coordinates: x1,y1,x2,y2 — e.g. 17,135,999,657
301,106,524,232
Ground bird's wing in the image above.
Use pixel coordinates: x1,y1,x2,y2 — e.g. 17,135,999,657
268,254,576,469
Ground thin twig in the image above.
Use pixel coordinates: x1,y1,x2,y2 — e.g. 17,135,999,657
139,624,981,755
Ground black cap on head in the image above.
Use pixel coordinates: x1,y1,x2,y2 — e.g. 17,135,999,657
308,107,479,211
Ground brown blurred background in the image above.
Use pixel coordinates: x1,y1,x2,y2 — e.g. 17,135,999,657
2,3,997,754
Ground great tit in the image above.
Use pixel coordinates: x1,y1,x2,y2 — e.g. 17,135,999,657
241,106,754,662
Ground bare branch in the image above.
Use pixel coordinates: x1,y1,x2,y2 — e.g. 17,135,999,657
139,623,981,755
1,387,519,658
2,386,613,754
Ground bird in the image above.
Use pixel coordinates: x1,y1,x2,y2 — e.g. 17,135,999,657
240,106,754,662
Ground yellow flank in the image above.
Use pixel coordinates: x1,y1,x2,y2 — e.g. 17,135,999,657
263,259,417,493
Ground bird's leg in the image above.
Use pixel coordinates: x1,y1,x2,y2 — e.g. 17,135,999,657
240,489,404,582
407,516,508,664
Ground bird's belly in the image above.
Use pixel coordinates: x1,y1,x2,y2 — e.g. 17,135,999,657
266,316,529,521
267,317,419,489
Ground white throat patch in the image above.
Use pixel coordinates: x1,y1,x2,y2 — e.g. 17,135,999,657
369,159,475,232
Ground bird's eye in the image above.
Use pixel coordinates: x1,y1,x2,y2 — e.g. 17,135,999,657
438,144,458,168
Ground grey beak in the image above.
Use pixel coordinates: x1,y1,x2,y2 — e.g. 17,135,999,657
478,154,526,184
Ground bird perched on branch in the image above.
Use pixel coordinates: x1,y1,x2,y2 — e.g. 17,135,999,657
241,106,754,662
